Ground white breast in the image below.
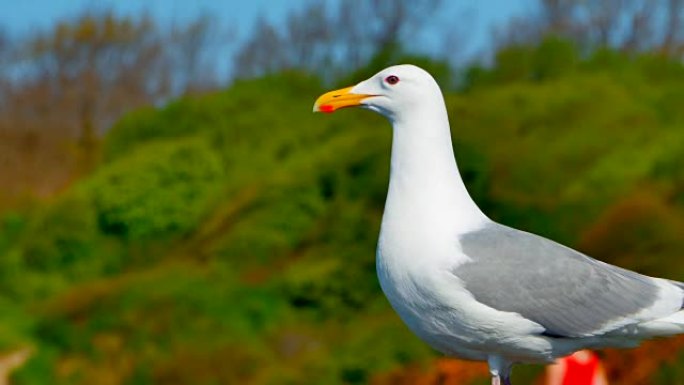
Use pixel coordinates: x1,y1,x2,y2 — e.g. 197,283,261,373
376,216,553,362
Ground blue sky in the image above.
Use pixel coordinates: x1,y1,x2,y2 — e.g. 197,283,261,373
0,0,537,76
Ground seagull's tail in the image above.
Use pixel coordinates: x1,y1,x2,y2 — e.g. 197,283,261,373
636,311,684,336
669,279,684,306
631,279,684,337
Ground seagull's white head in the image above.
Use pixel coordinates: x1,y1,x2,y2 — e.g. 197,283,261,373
313,64,444,122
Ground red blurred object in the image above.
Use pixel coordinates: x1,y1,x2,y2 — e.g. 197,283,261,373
562,351,600,385
546,350,608,385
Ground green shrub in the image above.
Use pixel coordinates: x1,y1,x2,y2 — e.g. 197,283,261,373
85,138,224,240
21,193,99,272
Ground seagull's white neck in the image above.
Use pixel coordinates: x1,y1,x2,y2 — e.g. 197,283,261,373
382,103,488,236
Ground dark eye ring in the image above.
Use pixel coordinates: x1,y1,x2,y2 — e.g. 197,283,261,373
385,75,399,85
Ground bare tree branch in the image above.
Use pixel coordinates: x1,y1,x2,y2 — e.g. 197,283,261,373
233,0,444,81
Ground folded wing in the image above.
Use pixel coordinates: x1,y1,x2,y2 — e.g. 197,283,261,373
453,223,684,338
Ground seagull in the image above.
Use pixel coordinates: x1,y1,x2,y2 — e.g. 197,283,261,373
313,64,684,385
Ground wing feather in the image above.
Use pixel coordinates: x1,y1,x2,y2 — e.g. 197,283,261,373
453,223,676,338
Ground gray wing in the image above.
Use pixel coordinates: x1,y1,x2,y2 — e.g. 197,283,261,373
454,223,664,338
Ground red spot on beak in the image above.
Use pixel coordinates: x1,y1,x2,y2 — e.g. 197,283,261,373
319,104,335,113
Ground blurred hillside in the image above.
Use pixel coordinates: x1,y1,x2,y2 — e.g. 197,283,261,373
1,1,684,384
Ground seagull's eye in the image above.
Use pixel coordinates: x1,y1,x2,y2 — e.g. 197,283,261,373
385,75,400,85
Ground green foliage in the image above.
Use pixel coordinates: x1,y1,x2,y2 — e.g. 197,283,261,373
0,212,28,255
654,349,684,385
103,72,323,162
0,298,33,349
492,44,536,83
578,190,684,276
21,193,100,272
4,45,684,385
465,37,578,88
86,138,224,240
532,37,578,80
10,347,58,385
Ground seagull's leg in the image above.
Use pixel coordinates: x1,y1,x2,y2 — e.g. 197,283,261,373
491,374,512,385
488,355,512,385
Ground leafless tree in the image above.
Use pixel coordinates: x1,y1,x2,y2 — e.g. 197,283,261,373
233,0,443,81
661,0,684,56
0,28,11,111
498,0,684,57
0,11,228,199
167,15,228,94
233,16,289,79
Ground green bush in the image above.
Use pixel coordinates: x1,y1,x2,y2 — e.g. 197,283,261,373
21,193,99,272
85,138,224,240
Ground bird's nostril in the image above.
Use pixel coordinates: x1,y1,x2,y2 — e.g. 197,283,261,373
332,94,340,98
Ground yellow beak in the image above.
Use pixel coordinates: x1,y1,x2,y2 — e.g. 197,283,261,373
313,86,375,113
